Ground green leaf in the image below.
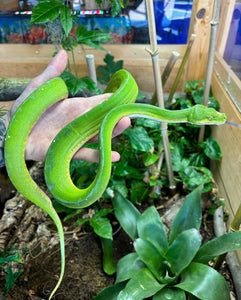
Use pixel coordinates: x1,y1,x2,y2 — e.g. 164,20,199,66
93,281,127,300
113,193,141,240
208,96,220,109
75,25,112,51
153,287,186,300
165,229,201,275
130,181,149,204
116,253,146,283
117,268,166,300
90,216,113,240
137,207,168,255
97,54,123,84
30,0,63,24
100,238,116,275
61,71,98,95
194,231,241,264
180,166,213,192
169,186,202,245
0,250,22,265
192,90,203,104
134,238,164,279
60,6,72,36
4,266,23,295
142,153,159,167
124,126,154,152
199,137,222,160
176,262,230,300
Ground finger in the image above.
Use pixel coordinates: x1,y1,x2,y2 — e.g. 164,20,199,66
73,148,120,163
11,50,68,116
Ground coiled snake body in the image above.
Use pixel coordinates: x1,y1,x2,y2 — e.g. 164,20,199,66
4,70,226,298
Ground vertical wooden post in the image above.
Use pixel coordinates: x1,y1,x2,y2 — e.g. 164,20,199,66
186,0,214,81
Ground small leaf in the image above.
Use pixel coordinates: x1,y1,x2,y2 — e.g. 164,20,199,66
117,268,166,300
199,137,222,160
116,253,146,283
142,153,159,166
90,216,113,240
169,186,202,245
4,266,23,295
176,262,230,300
124,126,154,152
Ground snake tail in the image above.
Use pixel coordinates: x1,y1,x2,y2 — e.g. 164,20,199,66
4,78,68,299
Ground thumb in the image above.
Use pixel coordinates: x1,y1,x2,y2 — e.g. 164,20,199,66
11,50,68,116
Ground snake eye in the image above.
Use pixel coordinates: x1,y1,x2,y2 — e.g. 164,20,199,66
209,116,214,120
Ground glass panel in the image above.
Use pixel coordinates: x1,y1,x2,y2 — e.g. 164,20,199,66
223,0,241,80
0,0,193,45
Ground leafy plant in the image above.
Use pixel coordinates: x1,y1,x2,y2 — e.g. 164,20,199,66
30,0,112,95
97,53,123,84
93,186,241,300
95,0,127,17
0,247,23,295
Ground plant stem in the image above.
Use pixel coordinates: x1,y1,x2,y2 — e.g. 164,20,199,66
71,48,78,78
198,0,221,143
166,34,196,106
145,0,175,192
151,51,180,105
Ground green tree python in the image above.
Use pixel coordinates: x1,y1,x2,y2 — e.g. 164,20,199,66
4,70,227,299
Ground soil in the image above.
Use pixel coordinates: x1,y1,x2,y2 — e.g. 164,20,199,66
0,162,236,300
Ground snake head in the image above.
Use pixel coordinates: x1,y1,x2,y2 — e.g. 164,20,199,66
188,105,227,125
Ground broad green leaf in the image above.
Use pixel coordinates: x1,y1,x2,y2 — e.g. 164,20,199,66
75,25,111,51
134,238,163,279
124,126,154,152
176,262,230,300
116,253,146,283
194,231,241,263
113,193,141,240
60,6,72,36
100,238,116,275
117,268,166,300
61,71,98,95
165,229,201,275
169,185,202,245
31,0,63,24
90,216,113,240
180,166,213,192
199,137,222,160
93,281,127,300
137,207,168,255
97,54,123,84
153,287,186,300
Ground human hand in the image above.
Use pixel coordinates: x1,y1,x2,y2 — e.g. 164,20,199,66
10,50,130,163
